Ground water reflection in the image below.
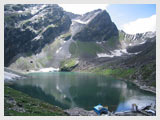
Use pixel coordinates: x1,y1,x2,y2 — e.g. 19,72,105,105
10,72,155,112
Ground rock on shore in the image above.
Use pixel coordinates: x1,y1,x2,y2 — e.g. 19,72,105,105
64,107,97,116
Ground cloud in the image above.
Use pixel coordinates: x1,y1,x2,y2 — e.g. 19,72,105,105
59,4,108,15
121,15,156,34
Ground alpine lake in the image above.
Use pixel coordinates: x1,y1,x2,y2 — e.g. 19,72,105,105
9,72,155,112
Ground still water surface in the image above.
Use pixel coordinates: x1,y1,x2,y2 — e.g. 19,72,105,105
10,72,155,112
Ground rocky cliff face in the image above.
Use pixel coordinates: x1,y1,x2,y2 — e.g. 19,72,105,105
73,10,118,42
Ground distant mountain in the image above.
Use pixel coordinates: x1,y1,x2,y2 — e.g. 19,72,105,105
4,4,156,87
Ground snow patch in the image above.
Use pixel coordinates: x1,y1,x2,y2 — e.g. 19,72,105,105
56,85,62,92
97,53,114,58
96,41,102,44
31,6,39,15
73,19,88,24
41,5,46,9
40,67,59,72
72,11,100,25
34,35,42,40
4,72,20,81
111,49,128,56
30,67,59,73
133,35,136,40
75,60,79,64
18,10,23,13
97,49,140,58
56,47,62,54
39,68,59,72
139,41,146,45
129,51,141,55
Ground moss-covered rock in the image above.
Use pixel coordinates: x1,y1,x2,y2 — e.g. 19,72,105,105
60,32,72,40
60,58,79,71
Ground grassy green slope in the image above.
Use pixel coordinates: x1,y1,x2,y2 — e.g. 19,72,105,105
69,33,120,59
91,66,135,79
69,40,105,58
4,86,68,116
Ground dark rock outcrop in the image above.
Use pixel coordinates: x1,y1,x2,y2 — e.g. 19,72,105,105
73,10,118,42
64,11,80,19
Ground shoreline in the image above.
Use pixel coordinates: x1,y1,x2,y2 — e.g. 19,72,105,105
76,70,156,94
122,79,156,94
131,80,156,94
89,71,156,94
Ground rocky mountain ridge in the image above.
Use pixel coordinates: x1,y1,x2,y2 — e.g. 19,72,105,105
5,4,71,66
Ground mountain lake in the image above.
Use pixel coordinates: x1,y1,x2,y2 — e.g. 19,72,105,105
9,72,156,112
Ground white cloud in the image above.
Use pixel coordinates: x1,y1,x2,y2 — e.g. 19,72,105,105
59,4,108,15
121,15,156,34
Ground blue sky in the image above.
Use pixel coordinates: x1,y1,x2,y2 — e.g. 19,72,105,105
106,4,156,29
59,4,156,34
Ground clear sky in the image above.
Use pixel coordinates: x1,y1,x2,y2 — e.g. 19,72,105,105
59,4,156,34
106,4,156,33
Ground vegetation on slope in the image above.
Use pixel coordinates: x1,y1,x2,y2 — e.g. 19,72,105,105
9,34,65,71
69,40,104,58
89,61,155,87
132,62,156,87
60,32,72,40
60,58,79,71
105,36,119,48
4,86,68,116
92,67,135,79
4,4,71,67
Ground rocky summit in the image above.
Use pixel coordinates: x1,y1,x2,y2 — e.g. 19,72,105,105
4,4,156,87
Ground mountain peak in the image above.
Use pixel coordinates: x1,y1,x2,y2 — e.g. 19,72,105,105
73,9,118,42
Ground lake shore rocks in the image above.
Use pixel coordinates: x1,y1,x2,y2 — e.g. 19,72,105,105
64,107,97,116
64,107,149,116
132,80,156,94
